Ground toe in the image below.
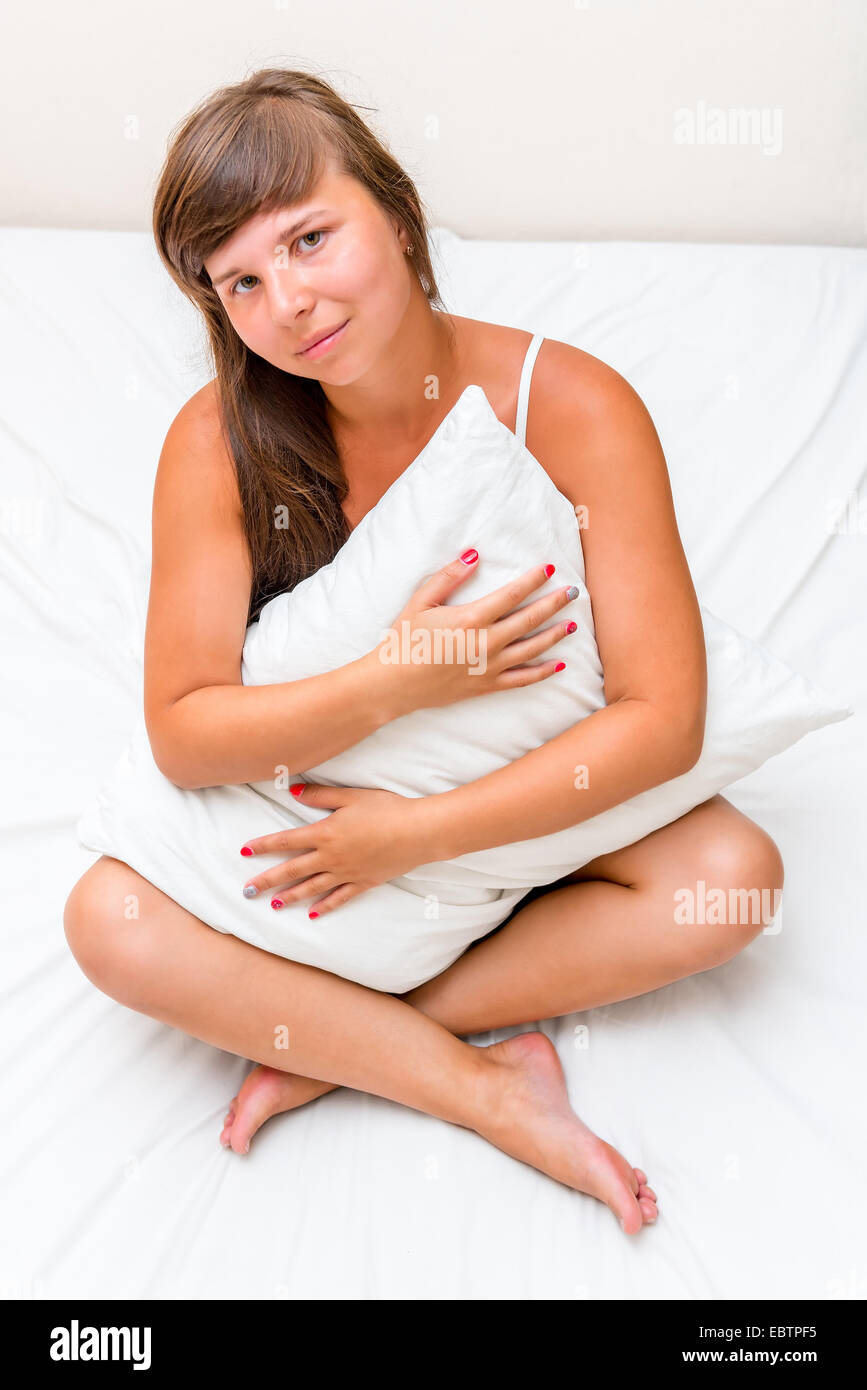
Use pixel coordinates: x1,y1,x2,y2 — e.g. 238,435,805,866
220,1103,238,1147
638,1184,657,1202
633,1167,648,1185
616,1175,645,1235
590,1142,646,1234
638,1195,658,1223
229,1128,251,1154
619,1202,644,1235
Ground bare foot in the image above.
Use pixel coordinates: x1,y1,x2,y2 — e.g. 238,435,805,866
475,1032,659,1234
220,1036,659,1234
220,1066,338,1154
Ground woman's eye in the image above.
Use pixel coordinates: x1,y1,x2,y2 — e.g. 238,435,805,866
298,229,325,252
231,275,259,296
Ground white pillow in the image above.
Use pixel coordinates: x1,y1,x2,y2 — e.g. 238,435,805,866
77,385,852,992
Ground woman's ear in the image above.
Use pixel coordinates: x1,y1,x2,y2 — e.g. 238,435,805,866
390,217,410,253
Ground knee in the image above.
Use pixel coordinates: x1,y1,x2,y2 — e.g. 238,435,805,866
63,861,156,1005
674,824,785,968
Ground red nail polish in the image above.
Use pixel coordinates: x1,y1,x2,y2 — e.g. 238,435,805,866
554,662,565,672
309,911,319,919
460,548,478,565
565,622,577,634
271,898,284,909
240,846,253,856
544,564,555,577
290,783,305,796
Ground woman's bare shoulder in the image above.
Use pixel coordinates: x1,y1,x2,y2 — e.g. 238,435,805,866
161,378,242,518
532,337,631,413
455,317,616,433
176,377,226,442
524,336,657,498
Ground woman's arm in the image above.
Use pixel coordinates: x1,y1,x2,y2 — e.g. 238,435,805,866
145,388,404,790
412,344,708,862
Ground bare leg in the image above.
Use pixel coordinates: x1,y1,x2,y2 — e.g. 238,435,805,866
409,793,783,1029
63,856,659,1232
223,794,781,1151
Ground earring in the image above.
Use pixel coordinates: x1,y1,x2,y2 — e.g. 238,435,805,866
405,243,414,255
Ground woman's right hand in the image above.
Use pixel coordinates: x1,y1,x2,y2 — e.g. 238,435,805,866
370,551,580,713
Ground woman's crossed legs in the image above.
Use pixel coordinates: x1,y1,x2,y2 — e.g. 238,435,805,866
63,793,783,1235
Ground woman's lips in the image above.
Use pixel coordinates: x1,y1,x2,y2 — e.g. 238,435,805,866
297,319,349,359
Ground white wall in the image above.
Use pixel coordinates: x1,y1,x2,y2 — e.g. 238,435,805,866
1,0,865,245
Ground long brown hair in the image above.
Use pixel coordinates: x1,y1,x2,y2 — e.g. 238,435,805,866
152,66,450,625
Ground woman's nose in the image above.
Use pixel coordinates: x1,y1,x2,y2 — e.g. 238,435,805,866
263,268,314,326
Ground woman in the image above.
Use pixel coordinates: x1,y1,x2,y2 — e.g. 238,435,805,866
63,68,783,1236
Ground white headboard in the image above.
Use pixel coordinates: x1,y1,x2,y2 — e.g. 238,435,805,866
2,0,865,245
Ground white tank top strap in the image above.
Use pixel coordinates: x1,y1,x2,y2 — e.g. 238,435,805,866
514,332,545,448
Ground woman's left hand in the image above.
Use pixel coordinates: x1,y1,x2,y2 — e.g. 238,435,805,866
239,783,435,917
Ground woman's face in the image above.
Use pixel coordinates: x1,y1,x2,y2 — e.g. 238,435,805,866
204,162,413,383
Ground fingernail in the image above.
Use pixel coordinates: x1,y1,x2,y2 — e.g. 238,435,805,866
460,548,478,565
544,563,555,577
243,885,258,898
566,585,579,600
554,662,566,672
565,622,577,634
244,1142,250,1154
271,898,284,910
309,911,319,919
290,783,305,796
240,846,253,856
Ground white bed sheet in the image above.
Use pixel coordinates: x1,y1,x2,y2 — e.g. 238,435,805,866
0,226,864,1300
